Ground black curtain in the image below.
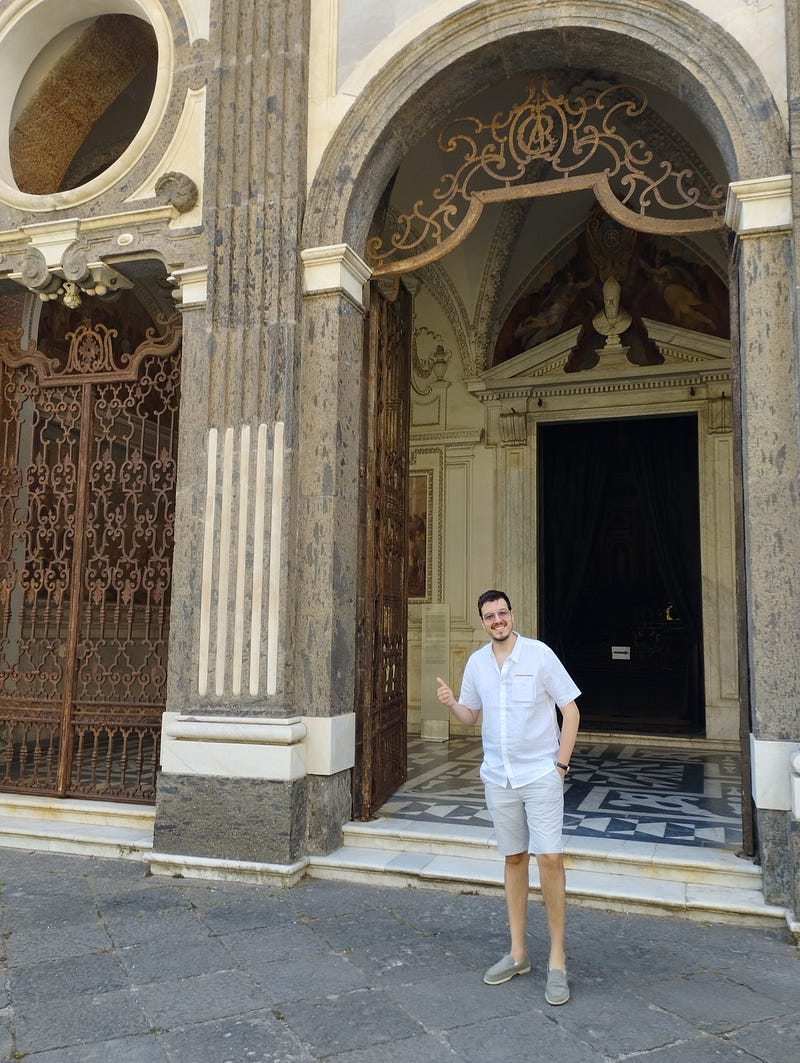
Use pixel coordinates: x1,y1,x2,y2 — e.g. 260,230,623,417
540,415,705,729
540,422,611,659
625,416,704,723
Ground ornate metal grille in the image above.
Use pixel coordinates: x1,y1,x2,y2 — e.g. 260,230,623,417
355,281,411,819
368,78,726,275
0,313,181,802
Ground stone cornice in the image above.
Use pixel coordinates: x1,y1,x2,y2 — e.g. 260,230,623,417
169,265,208,307
474,371,731,405
0,205,183,252
0,206,201,291
410,428,483,447
301,243,371,307
725,175,792,235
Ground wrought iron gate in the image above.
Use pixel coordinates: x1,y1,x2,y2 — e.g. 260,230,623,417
355,280,411,819
0,312,181,802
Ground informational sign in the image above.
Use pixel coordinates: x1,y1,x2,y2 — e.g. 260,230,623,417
420,604,450,741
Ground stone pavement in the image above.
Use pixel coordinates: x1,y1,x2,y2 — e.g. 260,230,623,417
1,850,798,1062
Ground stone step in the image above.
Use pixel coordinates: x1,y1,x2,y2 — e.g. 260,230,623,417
0,793,154,861
339,818,761,889
306,817,787,929
0,792,154,829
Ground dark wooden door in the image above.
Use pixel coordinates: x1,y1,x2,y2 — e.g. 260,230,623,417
354,280,411,819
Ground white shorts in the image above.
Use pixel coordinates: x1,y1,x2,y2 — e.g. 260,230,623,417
484,770,565,856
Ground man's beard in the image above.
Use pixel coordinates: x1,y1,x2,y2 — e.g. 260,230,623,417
489,628,511,642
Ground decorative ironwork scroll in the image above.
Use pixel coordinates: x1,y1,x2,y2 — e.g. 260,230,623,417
368,79,726,275
0,313,181,386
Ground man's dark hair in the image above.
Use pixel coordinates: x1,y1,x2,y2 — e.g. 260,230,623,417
478,590,512,617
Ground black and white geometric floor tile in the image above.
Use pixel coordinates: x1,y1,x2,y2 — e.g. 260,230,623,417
378,737,743,850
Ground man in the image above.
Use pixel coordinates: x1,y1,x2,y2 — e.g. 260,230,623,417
436,590,580,1006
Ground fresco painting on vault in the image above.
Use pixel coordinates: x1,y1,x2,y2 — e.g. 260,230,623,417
492,217,729,369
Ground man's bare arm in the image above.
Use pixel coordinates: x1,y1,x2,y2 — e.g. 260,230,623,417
556,699,580,773
436,676,480,726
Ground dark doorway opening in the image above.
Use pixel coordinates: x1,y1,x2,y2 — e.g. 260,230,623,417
539,415,705,735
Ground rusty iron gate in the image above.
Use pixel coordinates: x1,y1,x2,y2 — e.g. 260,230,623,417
0,311,181,802
354,280,412,820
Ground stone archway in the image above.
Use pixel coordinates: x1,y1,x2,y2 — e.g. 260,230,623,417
299,0,798,905
303,0,785,253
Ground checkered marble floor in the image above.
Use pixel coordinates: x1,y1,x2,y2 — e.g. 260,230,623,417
377,737,743,850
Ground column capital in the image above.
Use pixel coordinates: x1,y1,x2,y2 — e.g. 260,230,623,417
168,264,207,308
725,175,791,235
301,243,371,307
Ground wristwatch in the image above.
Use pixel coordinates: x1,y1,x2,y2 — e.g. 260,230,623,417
555,761,570,773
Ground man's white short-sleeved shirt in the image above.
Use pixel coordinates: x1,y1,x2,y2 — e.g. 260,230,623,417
459,634,580,788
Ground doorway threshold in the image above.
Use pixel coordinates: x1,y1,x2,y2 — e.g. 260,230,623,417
580,730,739,753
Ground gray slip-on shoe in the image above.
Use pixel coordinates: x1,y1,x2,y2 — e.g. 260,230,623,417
545,966,570,1005
483,953,531,985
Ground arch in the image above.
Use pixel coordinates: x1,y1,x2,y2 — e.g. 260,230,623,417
303,0,786,255
297,0,784,838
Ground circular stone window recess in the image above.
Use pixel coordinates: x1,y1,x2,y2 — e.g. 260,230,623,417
0,0,173,210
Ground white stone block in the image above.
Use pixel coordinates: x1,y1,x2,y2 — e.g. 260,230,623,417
750,735,795,811
301,713,356,775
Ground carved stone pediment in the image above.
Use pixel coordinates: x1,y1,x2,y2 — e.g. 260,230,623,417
470,319,730,401
640,319,731,371
479,326,582,389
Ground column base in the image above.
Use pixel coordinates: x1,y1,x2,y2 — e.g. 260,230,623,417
148,849,308,886
153,772,308,865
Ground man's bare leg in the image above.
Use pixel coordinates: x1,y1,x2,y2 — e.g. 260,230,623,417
536,851,566,970
504,851,530,962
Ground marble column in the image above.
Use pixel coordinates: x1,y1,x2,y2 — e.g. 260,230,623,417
726,176,800,911
151,0,327,879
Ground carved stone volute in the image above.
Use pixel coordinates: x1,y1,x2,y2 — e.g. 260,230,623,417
61,239,94,285
155,171,199,214
18,246,53,292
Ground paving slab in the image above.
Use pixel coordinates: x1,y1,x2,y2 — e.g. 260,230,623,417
159,1013,314,1063
13,988,152,1056
243,950,372,1003
276,989,427,1057
9,951,129,1004
21,1034,170,1063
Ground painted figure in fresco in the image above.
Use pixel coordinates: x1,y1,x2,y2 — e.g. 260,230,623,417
638,248,717,332
407,513,427,598
513,269,594,350
435,590,581,1007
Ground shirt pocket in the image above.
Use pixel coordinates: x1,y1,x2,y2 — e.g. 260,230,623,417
512,673,535,703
